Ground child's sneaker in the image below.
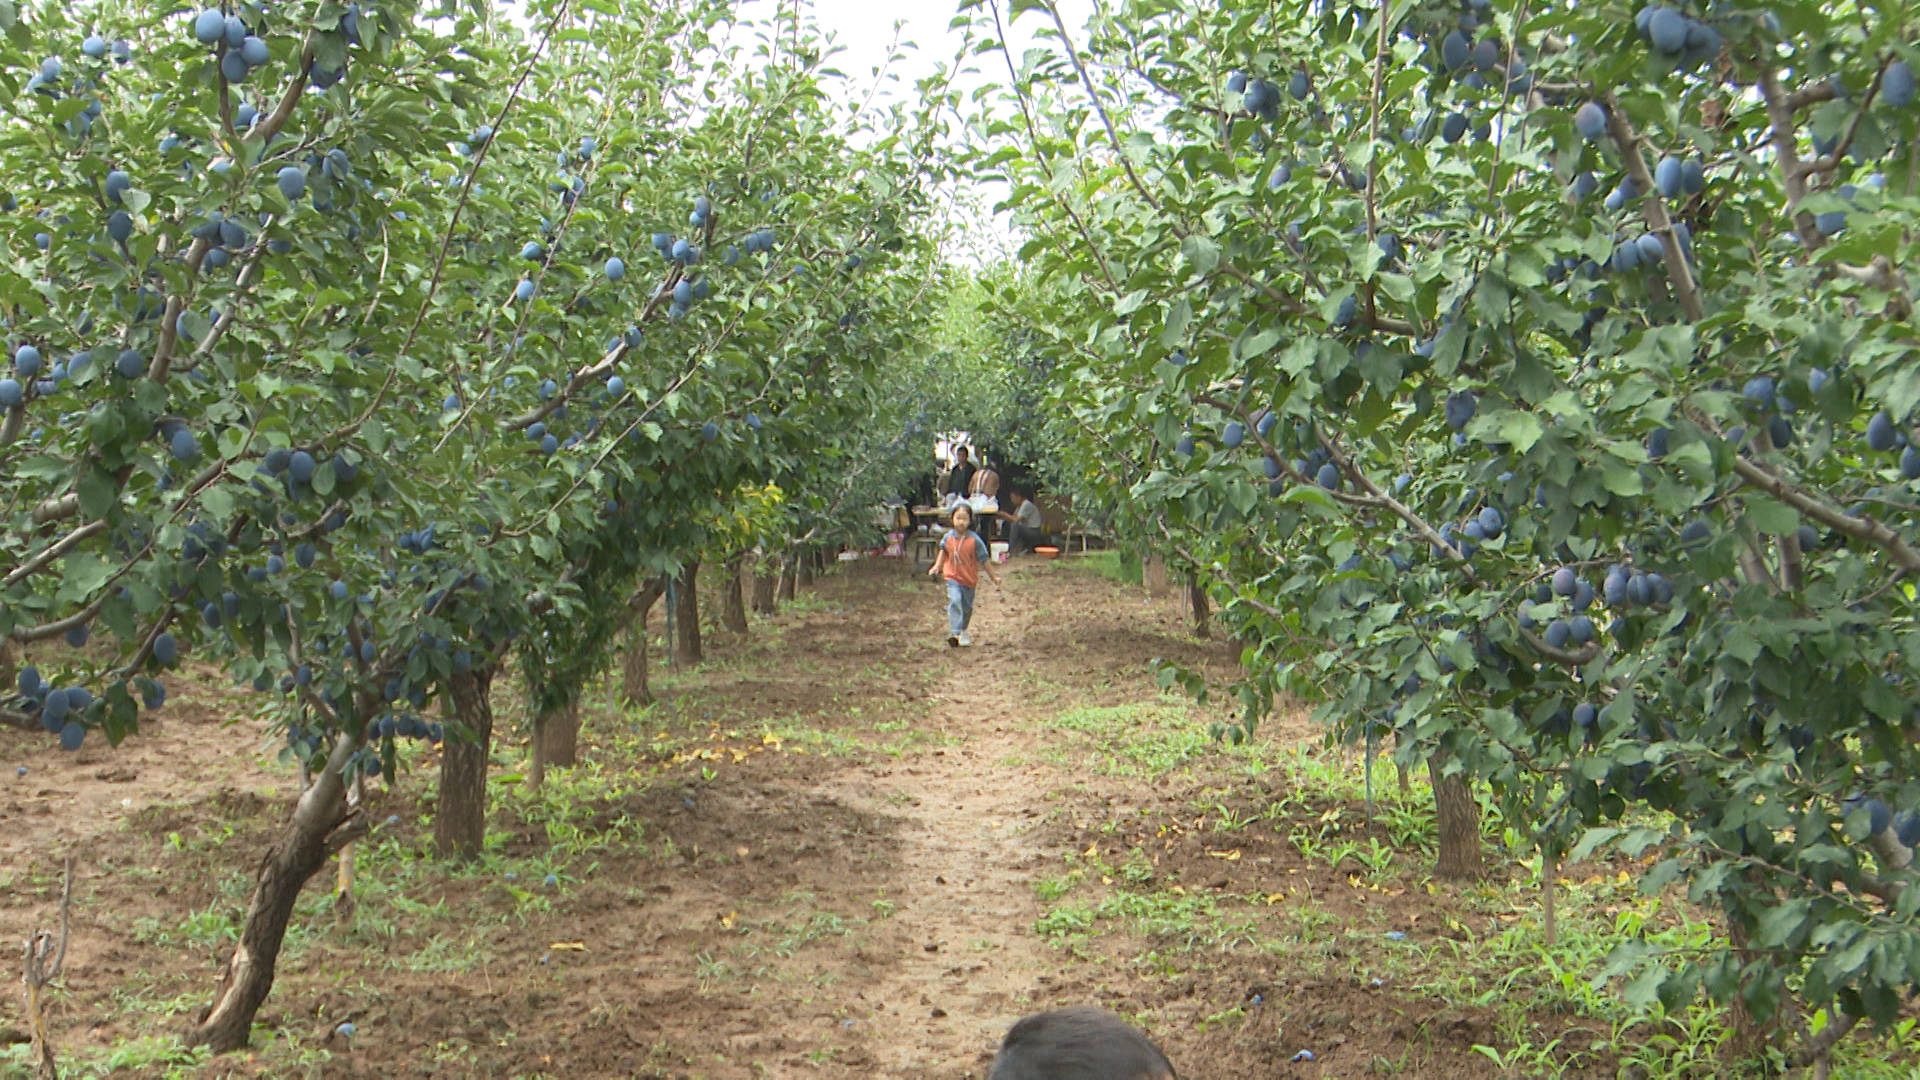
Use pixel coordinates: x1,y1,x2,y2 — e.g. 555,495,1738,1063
957,631,973,647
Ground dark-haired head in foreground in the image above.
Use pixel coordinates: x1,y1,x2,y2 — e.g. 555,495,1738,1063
987,1007,1177,1080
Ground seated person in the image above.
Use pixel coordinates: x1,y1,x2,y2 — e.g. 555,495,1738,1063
995,487,1051,555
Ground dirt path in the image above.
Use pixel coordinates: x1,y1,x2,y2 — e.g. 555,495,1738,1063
807,579,1085,1073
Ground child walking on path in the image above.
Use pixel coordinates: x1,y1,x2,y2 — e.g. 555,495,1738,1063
928,504,1001,647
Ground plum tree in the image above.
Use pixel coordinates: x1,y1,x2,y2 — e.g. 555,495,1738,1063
972,0,1920,1067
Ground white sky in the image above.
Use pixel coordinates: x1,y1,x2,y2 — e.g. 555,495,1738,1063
803,0,1087,103
800,0,1097,256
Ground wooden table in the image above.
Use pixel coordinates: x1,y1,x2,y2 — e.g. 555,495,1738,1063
909,507,952,568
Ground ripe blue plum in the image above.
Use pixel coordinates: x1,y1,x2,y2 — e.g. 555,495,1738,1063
1646,7,1687,53
1887,61,1917,108
1444,391,1475,431
1574,102,1606,141
193,9,226,43
1867,411,1899,452
1654,156,1684,198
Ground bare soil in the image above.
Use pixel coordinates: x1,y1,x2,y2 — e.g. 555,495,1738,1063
0,555,1579,1079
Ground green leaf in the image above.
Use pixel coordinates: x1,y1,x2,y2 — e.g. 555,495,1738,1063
1160,298,1192,349
1743,495,1799,535
1495,411,1545,454
1754,898,1810,949
77,467,117,520
1238,326,1283,361
1181,234,1220,277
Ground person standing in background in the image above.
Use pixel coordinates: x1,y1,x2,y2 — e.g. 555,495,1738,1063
969,451,1001,537
944,444,977,500
969,452,1000,499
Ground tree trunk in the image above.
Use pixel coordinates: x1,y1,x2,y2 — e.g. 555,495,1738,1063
529,698,578,790
620,627,651,707
620,582,663,707
752,554,776,614
334,772,365,915
434,665,496,860
1187,571,1211,639
1143,551,1170,599
185,733,366,1052
1429,755,1484,880
796,545,814,587
673,561,702,666
0,639,18,701
722,555,749,635
778,552,797,601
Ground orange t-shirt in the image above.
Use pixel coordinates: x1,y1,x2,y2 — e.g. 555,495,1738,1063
941,529,987,588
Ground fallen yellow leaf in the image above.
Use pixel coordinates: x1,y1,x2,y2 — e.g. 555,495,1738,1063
548,941,587,952
1206,849,1242,861
720,911,737,929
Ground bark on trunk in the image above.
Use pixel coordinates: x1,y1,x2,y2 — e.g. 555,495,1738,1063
620,627,651,707
0,639,18,701
1144,552,1170,599
778,553,797,601
434,666,496,860
673,561,702,666
1429,755,1484,880
185,733,366,1052
1187,572,1211,639
796,546,814,587
752,555,776,614
620,582,664,707
529,698,579,789
722,555,749,635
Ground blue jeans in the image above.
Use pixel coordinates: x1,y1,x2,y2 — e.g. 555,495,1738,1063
945,580,975,635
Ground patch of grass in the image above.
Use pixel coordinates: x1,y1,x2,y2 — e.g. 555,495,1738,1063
1,1021,334,1080
1034,870,1084,901
2,1037,212,1080
1043,701,1260,779
1056,549,1141,585
1036,885,1261,957
130,902,239,952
